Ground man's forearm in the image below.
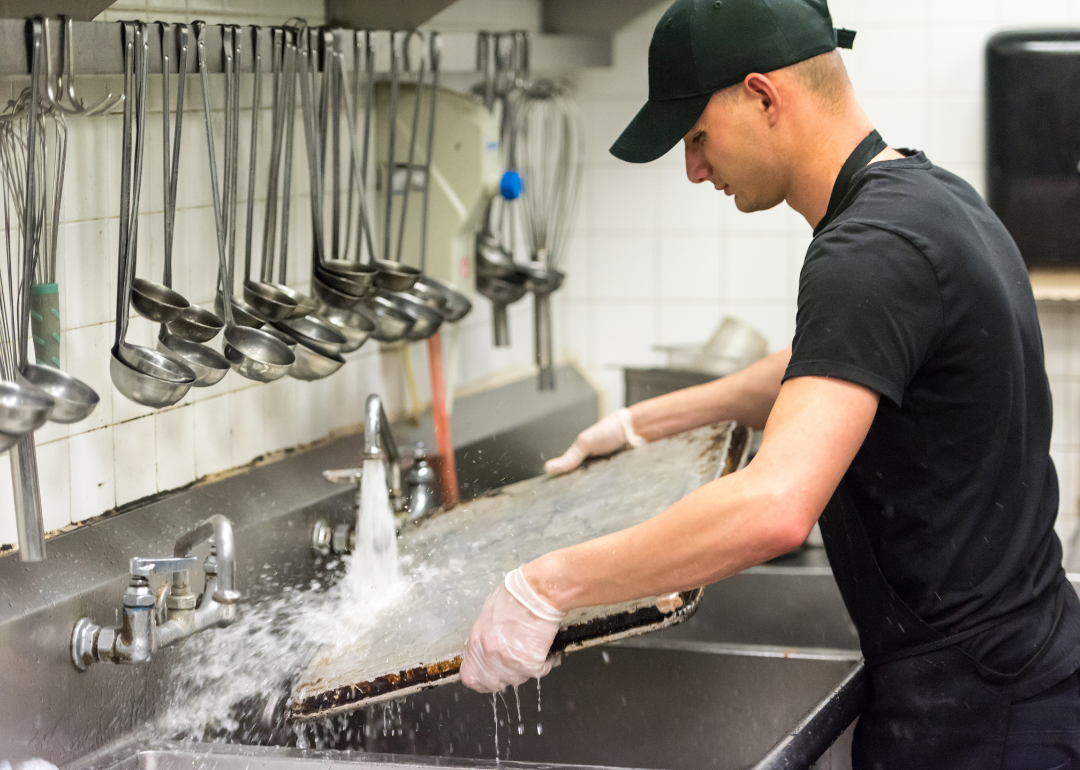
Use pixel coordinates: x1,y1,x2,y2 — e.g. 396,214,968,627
630,348,791,440
523,461,802,612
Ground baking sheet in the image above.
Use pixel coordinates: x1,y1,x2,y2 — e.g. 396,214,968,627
290,421,750,720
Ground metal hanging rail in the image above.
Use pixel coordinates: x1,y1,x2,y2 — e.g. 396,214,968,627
0,18,610,78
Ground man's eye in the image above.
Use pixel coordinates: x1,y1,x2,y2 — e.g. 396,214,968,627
693,132,706,145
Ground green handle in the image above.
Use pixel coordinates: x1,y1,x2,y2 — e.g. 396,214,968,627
30,283,60,368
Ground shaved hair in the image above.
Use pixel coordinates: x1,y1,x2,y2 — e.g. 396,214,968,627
715,50,853,111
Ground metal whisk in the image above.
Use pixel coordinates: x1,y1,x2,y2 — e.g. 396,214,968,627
514,78,583,390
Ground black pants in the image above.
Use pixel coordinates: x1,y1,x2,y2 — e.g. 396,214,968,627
1002,670,1080,769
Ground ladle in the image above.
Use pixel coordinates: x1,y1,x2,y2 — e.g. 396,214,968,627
110,21,196,408
197,23,293,383
317,302,373,353
18,365,97,424
274,314,347,358
240,27,298,323
357,294,414,343
385,290,443,341
261,26,318,320
128,24,190,326
156,23,227,387
413,275,471,322
374,259,421,292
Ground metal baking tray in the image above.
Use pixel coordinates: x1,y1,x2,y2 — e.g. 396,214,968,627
290,422,750,720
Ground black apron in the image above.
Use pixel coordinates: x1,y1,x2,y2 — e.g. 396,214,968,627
816,133,1069,769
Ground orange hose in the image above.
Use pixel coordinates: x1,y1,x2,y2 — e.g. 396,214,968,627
426,330,459,509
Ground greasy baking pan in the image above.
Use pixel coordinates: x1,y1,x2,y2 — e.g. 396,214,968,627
291,421,750,720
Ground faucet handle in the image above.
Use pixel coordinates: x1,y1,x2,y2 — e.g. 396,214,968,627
323,468,363,484
130,556,198,578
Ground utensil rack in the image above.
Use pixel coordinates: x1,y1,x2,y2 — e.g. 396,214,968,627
0,18,610,78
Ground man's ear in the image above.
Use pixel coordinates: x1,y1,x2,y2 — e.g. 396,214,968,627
743,73,782,126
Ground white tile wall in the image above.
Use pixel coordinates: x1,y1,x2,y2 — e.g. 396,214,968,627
558,0,1080,550
6,0,1080,555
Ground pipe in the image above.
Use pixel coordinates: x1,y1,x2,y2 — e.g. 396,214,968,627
173,514,239,604
12,435,45,562
427,330,459,508
364,393,403,504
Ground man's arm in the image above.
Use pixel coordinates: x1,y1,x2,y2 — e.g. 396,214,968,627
632,347,792,439
526,374,878,611
545,348,792,476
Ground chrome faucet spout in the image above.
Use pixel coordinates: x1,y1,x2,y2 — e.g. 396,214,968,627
364,394,404,509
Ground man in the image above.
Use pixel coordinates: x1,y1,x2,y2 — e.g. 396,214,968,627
459,0,1080,765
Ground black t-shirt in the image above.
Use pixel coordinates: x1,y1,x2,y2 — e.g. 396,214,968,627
785,150,1080,691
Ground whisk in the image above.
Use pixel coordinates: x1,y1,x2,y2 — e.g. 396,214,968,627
514,78,584,390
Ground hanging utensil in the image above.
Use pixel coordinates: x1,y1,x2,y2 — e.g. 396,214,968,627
163,24,225,344
196,22,294,383
110,21,196,408
516,76,583,390
154,22,228,388
128,32,190,327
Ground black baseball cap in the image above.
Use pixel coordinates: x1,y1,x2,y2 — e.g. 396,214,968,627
611,0,856,164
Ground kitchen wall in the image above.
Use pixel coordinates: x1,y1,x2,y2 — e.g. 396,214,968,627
0,0,546,549
559,0,1080,560
2,0,1080,557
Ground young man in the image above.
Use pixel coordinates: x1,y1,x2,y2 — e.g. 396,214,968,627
460,0,1080,765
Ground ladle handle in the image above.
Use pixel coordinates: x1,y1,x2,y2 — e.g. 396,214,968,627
418,32,440,275
196,22,234,327
243,26,262,286
335,51,376,265
278,26,300,284
114,21,136,348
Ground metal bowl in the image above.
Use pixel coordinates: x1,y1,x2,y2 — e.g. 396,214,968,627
415,276,473,323
319,305,375,353
520,262,565,295
274,315,348,358
166,304,225,343
222,326,294,383
0,379,55,436
110,344,195,408
314,264,375,298
260,325,298,351
373,260,422,292
130,278,190,323
478,275,529,305
288,342,346,381
322,259,378,283
356,295,415,343
408,280,450,314
215,293,266,329
274,285,318,319
243,280,298,323
312,272,364,310
385,291,444,341
18,365,99,424
156,332,230,388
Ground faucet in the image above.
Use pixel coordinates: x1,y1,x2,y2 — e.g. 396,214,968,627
364,393,405,512
313,395,440,557
71,514,240,671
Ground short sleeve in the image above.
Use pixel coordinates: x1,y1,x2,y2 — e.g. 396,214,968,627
784,222,943,407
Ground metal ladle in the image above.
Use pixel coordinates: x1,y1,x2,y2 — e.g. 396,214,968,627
197,23,294,383
162,25,224,345
155,23,228,388
110,21,196,408
238,26,298,323
127,23,190,326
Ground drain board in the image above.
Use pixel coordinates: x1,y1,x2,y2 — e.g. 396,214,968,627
290,422,750,720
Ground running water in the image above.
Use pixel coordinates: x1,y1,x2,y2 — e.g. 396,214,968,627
347,458,402,606
149,457,411,741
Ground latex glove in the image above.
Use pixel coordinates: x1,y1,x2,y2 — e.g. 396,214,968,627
460,568,566,693
544,408,647,476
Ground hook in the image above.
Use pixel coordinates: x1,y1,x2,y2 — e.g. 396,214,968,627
62,18,122,116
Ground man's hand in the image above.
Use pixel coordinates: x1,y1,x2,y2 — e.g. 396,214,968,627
460,568,566,692
544,408,644,476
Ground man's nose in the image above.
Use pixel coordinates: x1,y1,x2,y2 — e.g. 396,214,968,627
685,145,711,184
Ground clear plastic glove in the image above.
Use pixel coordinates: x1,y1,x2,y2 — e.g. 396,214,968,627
460,568,566,693
543,408,646,476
